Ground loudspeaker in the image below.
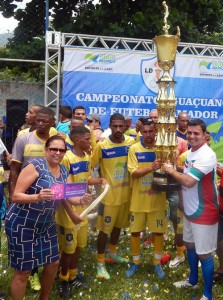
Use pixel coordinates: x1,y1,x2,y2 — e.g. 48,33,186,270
6,99,28,127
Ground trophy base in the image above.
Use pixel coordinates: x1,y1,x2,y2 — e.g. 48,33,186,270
152,170,181,192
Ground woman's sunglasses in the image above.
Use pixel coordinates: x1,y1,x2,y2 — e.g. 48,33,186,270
48,148,66,154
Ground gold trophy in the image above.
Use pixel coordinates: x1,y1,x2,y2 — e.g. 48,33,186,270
153,1,180,82
152,1,181,191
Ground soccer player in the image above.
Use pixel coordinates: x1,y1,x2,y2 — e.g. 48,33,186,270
126,119,167,279
163,119,218,300
141,109,187,253
17,105,58,137
91,113,134,280
72,106,96,151
56,126,107,298
64,116,84,151
176,112,190,140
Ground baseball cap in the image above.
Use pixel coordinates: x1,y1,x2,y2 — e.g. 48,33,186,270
124,115,132,121
87,113,100,121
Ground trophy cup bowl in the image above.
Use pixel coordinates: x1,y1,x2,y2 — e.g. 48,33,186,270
153,34,180,82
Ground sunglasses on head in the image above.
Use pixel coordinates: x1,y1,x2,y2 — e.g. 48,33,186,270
48,148,66,154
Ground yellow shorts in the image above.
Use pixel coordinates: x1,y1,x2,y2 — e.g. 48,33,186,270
77,224,88,248
129,211,167,233
57,224,88,254
176,208,184,235
97,202,130,234
57,225,77,254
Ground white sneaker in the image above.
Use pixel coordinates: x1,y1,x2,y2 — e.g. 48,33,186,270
173,278,199,289
169,255,185,268
200,296,208,300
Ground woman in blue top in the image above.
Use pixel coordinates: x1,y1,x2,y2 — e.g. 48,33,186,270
5,135,92,300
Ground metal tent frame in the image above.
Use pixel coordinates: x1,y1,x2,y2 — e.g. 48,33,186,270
44,31,223,118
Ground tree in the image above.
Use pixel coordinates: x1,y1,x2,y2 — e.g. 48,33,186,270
70,0,223,43
1,0,223,44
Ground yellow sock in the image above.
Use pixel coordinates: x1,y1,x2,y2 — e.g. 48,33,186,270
59,271,69,282
108,243,117,256
176,245,185,258
153,234,164,265
97,253,105,263
69,268,78,281
131,235,141,265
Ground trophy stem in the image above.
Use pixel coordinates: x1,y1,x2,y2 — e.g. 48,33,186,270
152,2,181,192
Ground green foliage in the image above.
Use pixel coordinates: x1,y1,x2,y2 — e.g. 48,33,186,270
0,65,45,82
0,67,17,80
0,45,45,82
68,0,223,43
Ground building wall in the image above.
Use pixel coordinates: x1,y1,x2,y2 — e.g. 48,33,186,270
0,80,59,153
0,81,45,116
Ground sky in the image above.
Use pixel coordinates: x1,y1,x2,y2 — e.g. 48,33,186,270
0,0,99,34
0,0,98,34
0,0,31,34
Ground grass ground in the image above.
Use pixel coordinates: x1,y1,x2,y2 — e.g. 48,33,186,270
1,222,223,300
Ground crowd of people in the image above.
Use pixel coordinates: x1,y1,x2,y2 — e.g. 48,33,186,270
0,104,222,300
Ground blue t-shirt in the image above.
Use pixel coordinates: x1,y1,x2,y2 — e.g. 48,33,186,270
56,121,71,134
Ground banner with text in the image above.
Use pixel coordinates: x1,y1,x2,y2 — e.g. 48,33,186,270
62,47,223,161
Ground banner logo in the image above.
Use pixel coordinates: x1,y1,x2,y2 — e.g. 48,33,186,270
199,60,223,71
141,56,174,93
84,53,116,64
199,60,223,78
